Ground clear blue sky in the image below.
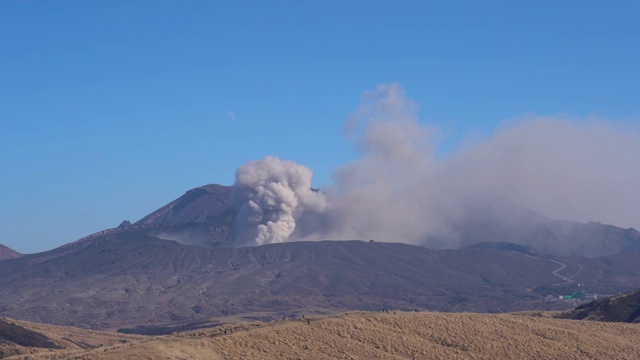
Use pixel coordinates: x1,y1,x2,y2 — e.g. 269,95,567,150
1,1,639,253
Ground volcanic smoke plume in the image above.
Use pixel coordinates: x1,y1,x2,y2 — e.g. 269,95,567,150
232,156,327,245
232,83,640,247
320,83,640,246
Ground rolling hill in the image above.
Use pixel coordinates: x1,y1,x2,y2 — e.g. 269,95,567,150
558,288,640,323
0,317,143,359
12,311,640,359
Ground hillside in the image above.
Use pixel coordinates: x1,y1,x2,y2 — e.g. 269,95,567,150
0,245,21,261
450,200,640,257
21,311,640,359
1,236,639,330
0,318,60,358
0,317,142,359
558,288,640,323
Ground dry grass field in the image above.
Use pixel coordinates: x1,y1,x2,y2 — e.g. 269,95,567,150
7,311,639,359
0,318,144,359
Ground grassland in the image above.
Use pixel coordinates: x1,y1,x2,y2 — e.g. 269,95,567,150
5,311,640,359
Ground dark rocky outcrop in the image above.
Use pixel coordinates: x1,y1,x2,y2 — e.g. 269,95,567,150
558,288,640,323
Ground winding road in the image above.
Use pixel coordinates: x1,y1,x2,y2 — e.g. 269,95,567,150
548,259,583,286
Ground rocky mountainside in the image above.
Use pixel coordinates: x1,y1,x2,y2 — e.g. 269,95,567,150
558,288,640,323
0,244,22,260
1,236,639,330
134,184,233,226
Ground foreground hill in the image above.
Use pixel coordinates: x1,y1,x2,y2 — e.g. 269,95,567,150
1,236,639,330
559,288,640,323
0,244,21,260
0,317,142,358
19,311,640,360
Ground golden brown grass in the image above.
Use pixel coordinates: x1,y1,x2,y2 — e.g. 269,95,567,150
12,311,638,360
0,318,144,359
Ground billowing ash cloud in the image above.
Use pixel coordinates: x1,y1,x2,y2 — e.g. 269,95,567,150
233,83,640,248
316,83,452,245
232,156,327,245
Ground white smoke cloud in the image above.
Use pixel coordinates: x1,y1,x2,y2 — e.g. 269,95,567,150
232,83,640,251
311,83,640,247
447,116,640,229
232,156,327,245
315,83,453,245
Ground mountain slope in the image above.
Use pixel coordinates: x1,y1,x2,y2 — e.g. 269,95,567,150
0,317,143,358
0,244,21,260
559,288,640,323
0,238,594,330
134,184,233,226
450,199,640,257
2,235,640,330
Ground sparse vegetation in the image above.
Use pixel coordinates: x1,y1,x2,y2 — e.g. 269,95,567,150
9,311,637,359
117,319,223,335
0,319,60,349
558,288,640,323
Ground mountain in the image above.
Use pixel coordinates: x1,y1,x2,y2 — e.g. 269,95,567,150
0,244,21,260
55,185,236,253
123,183,640,257
135,184,233,226
465,242,539,256
2,183,638,331
455,220,640,258
558,288,640,323
448,198,640,257
1,235,639,330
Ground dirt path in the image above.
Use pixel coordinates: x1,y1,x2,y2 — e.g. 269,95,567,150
548,259,582,286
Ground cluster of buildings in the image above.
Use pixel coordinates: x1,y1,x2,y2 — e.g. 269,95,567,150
557,290,610,301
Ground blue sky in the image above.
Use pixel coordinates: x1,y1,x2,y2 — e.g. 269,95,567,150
1,1,639,253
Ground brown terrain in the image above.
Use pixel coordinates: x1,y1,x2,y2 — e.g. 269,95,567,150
0,317,143,359
0,245,21,261
558,288,640,323
3,311,640,359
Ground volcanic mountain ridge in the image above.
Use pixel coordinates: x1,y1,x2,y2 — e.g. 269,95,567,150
94,183,640,258
0,244,21,261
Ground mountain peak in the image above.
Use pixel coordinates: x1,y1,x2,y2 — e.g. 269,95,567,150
134,184,233,226
0,244,22,260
